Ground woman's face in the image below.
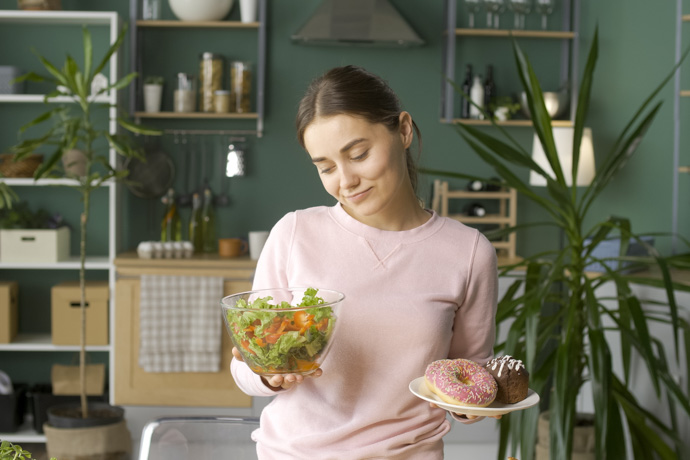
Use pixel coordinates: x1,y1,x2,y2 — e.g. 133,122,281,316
303,112,414,227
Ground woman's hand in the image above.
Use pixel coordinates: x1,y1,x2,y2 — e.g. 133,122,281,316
232,347,323,390
429,402,502,420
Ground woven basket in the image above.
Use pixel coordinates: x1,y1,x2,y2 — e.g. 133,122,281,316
0,153,43,178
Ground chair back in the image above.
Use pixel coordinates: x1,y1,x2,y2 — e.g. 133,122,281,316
138,415,260,460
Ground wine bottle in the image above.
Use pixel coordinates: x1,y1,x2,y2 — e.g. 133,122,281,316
484,65,496,118
189,192,203,253
466,202,487,217
485,177,502,192
467,180,485,192
460,64,473,119
469,75,484,120
201,187,217,253
160,188,182,242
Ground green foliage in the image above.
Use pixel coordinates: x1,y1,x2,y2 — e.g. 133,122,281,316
144,75,164,85
0,441,55,460
5,22,161,418
0,200,56,229
424,27,690,459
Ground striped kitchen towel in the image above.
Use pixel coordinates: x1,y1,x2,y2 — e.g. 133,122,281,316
139,275,224,372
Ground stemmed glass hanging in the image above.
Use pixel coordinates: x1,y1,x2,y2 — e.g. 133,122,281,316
507,0,531,30
484,0,505,29
534,0,554,30
465,0,482,28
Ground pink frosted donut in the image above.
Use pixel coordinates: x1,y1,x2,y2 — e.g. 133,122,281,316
424,359,497,407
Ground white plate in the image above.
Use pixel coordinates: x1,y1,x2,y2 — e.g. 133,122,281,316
408,376,540,417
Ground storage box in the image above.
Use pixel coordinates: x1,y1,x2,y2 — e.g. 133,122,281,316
0,383,28,433
0,66,25,94
584,236,655,273
51,281,109,345
0,281,18,343
29,383,108,434
0,227,70,263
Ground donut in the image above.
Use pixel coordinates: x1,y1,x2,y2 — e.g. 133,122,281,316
424,359,497,407
485,355,530,404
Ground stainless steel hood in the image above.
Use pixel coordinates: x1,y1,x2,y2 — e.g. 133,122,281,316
292,0,424,47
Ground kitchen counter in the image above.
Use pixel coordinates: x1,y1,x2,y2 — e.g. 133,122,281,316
114,251,257,278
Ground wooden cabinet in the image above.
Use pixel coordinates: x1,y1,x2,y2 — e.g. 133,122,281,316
113,253,255,407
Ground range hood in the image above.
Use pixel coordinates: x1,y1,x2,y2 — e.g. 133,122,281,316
292,0,424,47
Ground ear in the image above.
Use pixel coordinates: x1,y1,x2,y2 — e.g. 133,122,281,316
398,111,414,149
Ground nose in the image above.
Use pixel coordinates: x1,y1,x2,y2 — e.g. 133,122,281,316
339,164,359,190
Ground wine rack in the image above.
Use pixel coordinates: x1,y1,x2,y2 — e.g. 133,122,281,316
431,179,517,259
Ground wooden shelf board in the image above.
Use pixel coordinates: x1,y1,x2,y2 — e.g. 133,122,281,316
444,190,512,199
0,94,111,104
680,90,690,97
679,166,690,173
683,14,690,22
448,214,512,224
136,19,259,28
447,118,573,127
0,256,111,270
135,111,258,119
0,333,110,352
455,28,575,39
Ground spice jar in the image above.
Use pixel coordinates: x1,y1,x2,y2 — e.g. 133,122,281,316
230,61,252,113
174,73,196,112
199,52,224,113
214,90,230,113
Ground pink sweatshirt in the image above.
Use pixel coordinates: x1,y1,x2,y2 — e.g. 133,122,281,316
231,204,497,459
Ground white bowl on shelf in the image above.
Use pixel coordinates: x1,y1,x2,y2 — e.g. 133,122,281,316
168,0,234,21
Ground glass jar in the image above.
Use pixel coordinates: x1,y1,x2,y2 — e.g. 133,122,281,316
174,73,196,113
230,61,252,113
142,0,161,19
199,52,224,113
214,90,231,113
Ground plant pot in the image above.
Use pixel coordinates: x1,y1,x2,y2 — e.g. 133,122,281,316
30,383,108,434
44,419,132,460
62,148,87,178
44,402,131,460
536,411,595,460
143,84,163,113
0,382,28,432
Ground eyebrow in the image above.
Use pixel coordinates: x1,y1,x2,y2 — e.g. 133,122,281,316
310,138,366,163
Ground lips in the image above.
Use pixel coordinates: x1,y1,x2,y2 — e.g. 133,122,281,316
345,187,372,204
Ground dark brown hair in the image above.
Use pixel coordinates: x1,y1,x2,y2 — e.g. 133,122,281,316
296,65,422,192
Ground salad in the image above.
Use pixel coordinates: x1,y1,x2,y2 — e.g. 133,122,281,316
227,287,336,374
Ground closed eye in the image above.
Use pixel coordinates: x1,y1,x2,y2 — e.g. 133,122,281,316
352,150,369,161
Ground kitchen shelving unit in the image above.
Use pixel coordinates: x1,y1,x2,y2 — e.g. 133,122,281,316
672,5,690,253
0,9,121,443
440,0,580,126
432,180,517,260
128,0,267,137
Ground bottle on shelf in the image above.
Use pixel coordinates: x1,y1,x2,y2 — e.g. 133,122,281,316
466,202,487,217
161,188,182,242
201,187,217,253
189,192,203,253
485,177,502,192
469,75,485,120
484,65,496,118
460,64,473,119
466,179,485,192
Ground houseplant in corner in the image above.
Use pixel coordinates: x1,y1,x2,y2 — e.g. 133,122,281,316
9,23,159,459
424,28,690,460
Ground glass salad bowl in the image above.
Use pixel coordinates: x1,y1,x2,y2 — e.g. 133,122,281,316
221,287,345,376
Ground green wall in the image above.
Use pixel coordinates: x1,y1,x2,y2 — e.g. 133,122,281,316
1,0,689,382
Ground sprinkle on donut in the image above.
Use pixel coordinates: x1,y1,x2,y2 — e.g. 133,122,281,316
424,359,497,407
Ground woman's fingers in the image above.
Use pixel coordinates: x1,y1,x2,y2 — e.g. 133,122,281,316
231,347,244,362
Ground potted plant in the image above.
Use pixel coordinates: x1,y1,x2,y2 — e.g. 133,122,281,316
424,29,690,459
0,440,55,460
143,75,164,113
8,23,159,459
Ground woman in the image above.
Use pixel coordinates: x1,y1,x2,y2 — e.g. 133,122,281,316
231,65,498,459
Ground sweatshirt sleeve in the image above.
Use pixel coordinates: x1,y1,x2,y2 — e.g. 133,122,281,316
447,231,498,424
230,212,296,397
450,230,498,366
